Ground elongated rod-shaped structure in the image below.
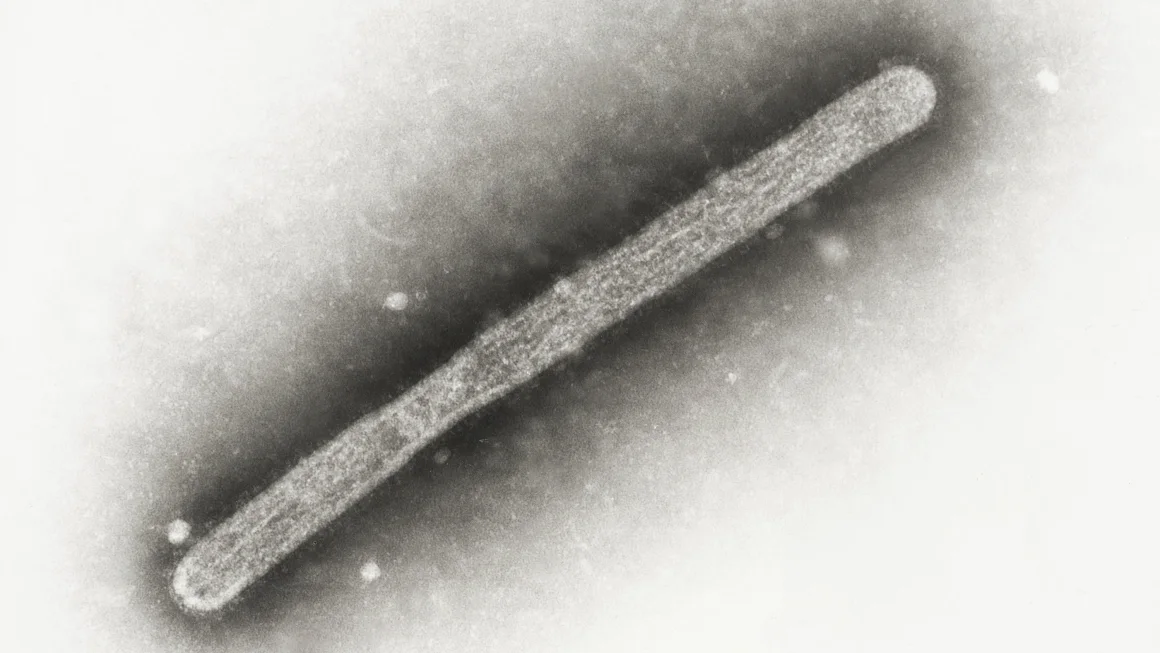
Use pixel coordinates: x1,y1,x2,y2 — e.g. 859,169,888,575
173,65,937,613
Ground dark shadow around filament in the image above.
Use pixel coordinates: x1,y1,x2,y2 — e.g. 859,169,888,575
172,66,938,614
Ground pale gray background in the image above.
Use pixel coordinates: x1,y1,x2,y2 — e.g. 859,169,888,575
2,1,1157,651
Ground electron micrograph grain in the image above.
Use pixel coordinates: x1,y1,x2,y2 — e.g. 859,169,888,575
172,65,937,613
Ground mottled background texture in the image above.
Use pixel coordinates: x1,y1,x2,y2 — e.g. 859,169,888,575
2,1,1157,651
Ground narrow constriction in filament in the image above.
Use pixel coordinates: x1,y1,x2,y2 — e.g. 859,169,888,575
172,65,937,613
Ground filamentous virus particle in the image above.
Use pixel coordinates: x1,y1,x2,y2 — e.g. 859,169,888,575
171,66,938,614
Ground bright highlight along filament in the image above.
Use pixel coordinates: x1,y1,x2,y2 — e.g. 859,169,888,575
172,65,937,613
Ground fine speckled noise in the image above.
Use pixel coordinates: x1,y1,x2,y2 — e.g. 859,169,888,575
172,65,937,614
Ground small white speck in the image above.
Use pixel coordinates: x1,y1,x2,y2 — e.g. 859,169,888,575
813,233,851,266
824,294,835,303
166,519,191,546
762,222,785,240
726,372,738,385
184,325,213,342
1036,68,1060,94
433,448,451,465
360,560,381,582
383,292,409,311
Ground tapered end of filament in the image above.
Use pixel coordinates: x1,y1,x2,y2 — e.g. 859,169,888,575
877,65,938,132
172,555,242,614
